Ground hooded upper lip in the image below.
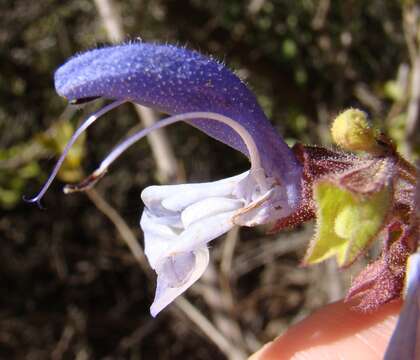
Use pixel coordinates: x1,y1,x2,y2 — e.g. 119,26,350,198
54,42,302,200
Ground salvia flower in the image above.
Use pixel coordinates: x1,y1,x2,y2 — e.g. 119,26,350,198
384,253,420,359
26,42,302,315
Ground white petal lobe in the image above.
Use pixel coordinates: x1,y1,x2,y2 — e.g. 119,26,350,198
150,247,209,317
140,169,290,316
181,197,243,227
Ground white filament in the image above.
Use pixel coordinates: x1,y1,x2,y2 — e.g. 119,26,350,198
96,111,268,191
27,103,269,204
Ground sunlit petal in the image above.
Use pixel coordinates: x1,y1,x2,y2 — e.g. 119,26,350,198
384,253,420,359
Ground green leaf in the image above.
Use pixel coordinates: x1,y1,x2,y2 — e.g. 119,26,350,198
304,180,391,267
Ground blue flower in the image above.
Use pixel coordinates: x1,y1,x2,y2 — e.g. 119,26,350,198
384,253,420,359
28,42,302,315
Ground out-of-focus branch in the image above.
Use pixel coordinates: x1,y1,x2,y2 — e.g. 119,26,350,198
353,83,382,114
403,4,420,154
311,0,330,30
247,0,265,15
403,3,419,65
86,188,150,274
406,56,420,145
175,297,247,360
93,0,124,42
93,0,180,183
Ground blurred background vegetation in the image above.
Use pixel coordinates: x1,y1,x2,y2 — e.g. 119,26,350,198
1,0,419,359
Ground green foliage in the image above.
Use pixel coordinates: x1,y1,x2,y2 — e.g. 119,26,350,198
384,80,405,102
0,161,41,208
305,180,391,267
0,120,85,208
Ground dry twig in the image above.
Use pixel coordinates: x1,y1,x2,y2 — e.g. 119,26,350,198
93,0,180,183
403,4,420,153
85,188,150,274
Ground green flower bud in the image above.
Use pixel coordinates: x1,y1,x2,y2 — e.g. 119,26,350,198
331,109,381,153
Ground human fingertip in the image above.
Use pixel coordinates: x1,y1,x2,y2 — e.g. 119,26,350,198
250,299,402,360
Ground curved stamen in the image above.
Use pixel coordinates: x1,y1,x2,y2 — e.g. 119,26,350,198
68,111,269,193
24,100,126,207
